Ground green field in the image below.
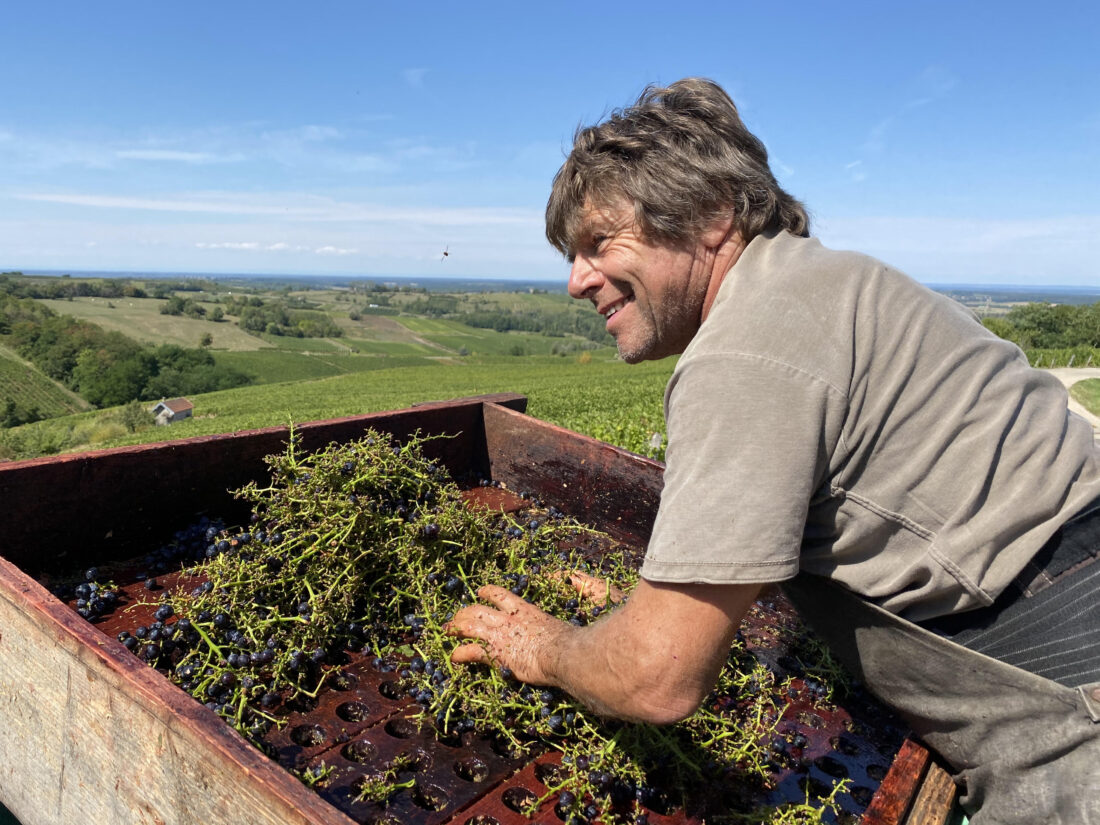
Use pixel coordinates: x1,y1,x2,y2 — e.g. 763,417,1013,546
395,317,587,357
342,337,442,357
0,354,673,462
0,341,90,419
1070,379,1100,416
212,349,438,384
36,296,269,351
254,333,344,353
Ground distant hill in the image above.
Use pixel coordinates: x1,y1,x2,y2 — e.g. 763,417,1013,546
930,284,1100,310
0,341,91,424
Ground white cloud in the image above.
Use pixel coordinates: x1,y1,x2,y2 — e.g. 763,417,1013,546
116,149,244,164
194,240,352,255
339,154,392,173
773,159,795,179
197,241,262,250
858,65,959,157
21,192,316,216
261,124,342,144
16,191,542,227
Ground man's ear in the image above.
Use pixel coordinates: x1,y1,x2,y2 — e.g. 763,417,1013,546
699,212,735,249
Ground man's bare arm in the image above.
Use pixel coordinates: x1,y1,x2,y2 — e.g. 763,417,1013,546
446,578,761,725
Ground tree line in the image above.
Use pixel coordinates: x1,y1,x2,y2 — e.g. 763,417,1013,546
0,271,148,301
982,302,1100,350
0,291,250,410
222,296,343,338
400,296,612,345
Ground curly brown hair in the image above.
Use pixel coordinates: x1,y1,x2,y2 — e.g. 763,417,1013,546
546,78,809,256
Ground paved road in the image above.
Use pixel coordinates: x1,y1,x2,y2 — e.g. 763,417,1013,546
1045,368,1100,439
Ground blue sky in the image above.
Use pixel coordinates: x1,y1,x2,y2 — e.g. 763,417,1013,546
2,1,1098,285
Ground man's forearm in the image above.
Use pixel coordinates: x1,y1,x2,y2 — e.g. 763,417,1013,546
541,604,714,724
448,579,760,726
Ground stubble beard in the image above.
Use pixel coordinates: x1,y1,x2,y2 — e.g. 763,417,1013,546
613,316,664,364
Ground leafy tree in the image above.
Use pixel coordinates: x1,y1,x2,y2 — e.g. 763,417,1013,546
72,348,155,407
161,295,187,315
117,400,154,433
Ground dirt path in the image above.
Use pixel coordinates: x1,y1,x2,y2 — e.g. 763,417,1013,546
1045,367,1100,439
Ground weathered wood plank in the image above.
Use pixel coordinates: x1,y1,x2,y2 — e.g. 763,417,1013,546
904,759,957,825
0,556,354,825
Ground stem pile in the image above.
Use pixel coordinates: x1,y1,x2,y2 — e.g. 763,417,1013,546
100,427,845,825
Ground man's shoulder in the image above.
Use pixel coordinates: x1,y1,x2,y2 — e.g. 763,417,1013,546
697,232,878,356
714,230,955,330
735,230,892,290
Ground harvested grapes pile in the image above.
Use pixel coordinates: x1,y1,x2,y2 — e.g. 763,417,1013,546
57,429,905,825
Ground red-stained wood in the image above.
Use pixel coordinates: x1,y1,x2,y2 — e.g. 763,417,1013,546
0,393,526,575
861,738,932,825
481,401,664,545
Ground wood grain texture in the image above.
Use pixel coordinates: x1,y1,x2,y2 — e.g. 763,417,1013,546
482,401,664,545
904,759,957,825
0,556,354,825
861,739,931,825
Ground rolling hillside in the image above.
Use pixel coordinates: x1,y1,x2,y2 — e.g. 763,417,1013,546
0,353,675,463
0,341,91,420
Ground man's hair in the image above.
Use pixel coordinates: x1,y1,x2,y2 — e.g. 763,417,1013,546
546,78,810,256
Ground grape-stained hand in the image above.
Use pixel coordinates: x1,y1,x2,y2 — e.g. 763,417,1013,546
445,585,571,685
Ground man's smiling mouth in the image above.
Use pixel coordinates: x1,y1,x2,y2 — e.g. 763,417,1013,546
602,296,633,318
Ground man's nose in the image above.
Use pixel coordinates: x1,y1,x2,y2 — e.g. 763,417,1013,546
568,255,603,300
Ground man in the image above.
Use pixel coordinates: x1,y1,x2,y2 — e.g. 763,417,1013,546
446,78,1100,824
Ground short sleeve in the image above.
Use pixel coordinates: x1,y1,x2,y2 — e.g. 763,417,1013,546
640,352,847,584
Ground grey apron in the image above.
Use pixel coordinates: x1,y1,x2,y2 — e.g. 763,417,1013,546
782,574,1100,825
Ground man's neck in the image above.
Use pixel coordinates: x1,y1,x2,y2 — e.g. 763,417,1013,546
700,229,748,323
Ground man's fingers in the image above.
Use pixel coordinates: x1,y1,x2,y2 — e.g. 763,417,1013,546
476,584,533,613
564,570,625,605
450,642,490,666
444,604,503,639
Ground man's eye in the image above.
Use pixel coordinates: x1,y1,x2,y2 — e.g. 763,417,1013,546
591,235,606,251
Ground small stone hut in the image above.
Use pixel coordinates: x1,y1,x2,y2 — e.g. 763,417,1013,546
150,397,194,426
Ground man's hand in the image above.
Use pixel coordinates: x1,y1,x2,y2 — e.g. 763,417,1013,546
555,570,626,605
445,585,569,685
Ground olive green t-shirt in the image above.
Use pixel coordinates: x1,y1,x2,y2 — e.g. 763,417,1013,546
640,231,1100,621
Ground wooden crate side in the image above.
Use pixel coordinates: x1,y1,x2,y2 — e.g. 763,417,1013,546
861,739,931,825
903,759,957,825
0,557,355,825
481,401,664,545
0,394,525,574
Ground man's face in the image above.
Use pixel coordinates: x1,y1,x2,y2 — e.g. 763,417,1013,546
567,203,717,363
